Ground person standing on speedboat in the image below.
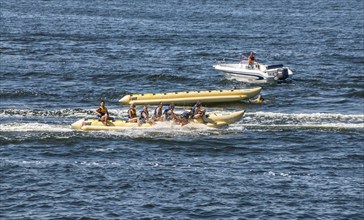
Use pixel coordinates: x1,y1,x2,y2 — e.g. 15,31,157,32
248,51,256,69
96,100,110,126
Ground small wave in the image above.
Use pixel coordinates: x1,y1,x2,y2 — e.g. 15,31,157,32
243,123,363,132
242,112,364,132
0,119,241,139
146,72,192,83
0,158,123,169
0,159,56,168
344,89,364,98
0,122,72,132
0,109,93,118
266,171,291,177
0,89,52,98
90,123,222,138
247,111,364,121
1,109,362,134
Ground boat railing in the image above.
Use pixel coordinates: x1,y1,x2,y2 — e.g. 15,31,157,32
215,58,241,64
215,58,251,65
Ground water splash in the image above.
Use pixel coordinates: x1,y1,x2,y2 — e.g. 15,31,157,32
0,122,73,132
1,109,363,136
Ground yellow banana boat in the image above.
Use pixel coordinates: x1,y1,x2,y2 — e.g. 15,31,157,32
71,110,245,131
119,87,261,105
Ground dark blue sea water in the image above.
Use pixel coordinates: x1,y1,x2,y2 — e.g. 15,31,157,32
1,0,363,219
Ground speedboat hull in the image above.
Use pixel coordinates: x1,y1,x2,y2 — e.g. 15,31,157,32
119,88,261,105
71,110,245,130
213,63,293,83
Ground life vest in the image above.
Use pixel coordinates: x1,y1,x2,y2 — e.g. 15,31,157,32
97,106,107,116
140,109,149,119
128,108,137,118
181,111,191,119
193,106,203,115
163,106,171,115
154,107,162,118
191,104,198,115
163,106,173,120
99,106,107,113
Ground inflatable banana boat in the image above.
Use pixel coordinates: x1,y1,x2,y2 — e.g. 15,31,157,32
119,87,261,105
71,110,245,131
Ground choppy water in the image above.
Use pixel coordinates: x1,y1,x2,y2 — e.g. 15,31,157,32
1,0,363,219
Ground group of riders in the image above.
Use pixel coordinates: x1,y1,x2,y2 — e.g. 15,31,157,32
96,100,207,126
95,52,263,126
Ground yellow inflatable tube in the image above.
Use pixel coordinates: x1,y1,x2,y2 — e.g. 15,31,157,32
71,110,245,130
119,87,261,105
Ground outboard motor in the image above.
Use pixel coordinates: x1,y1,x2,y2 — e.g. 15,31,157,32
275,68,289,80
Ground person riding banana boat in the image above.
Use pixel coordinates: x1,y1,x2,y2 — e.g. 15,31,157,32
172,108,193,126
128,103,139,123
163,103,176,121
95,100,111,126
139,105,154,125
152,102,164,121
157,103,191,126
171,101,207,126
191,101,207,124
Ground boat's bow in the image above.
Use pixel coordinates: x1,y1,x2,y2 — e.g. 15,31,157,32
197,110,245,128
71,119,85,130
119,95,131,104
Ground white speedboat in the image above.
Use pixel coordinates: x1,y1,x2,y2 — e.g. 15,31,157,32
213,59,293,83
